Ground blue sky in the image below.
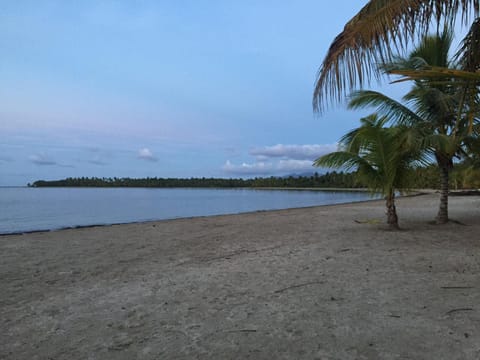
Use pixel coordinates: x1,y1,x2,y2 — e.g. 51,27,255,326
1,0,405,185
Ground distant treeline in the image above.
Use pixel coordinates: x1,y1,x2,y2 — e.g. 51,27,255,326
29,171,359,189
29,166,456,189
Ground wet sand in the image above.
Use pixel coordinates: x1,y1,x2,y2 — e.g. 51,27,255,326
1,193,479,359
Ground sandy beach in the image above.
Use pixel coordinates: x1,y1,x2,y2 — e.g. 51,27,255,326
1,193,479,359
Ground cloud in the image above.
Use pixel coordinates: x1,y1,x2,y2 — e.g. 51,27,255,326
222,143,337,176
29,154,57,166
250,144,337,161
138,147,158,162
222,160,273,176
223,159,314,176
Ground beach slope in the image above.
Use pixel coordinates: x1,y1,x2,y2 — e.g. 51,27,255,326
1,193,479,359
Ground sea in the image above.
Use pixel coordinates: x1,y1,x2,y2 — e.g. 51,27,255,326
0,187,377,235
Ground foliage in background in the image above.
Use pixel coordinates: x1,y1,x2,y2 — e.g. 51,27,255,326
29,167,478,190
29,172,361,189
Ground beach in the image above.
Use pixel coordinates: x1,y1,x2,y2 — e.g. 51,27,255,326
1,193,479,359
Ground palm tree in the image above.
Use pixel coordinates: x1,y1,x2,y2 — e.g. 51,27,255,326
350,89,476,223
314,114,422,229
313,0,480,112
348,29,480,223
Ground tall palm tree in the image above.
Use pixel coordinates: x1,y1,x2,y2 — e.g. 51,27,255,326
314,114,422,229
348,29,480,223
313,0,480,112
350,89,477,223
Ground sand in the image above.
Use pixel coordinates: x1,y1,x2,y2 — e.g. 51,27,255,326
1,193,480,359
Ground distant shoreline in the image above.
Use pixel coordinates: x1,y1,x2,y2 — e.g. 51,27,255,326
26,172,364,189
3,187,471,236
1,191,443,237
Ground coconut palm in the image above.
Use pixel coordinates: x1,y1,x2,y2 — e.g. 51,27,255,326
350,88,477,223
348,29,480,223
313,0,480,112
314,114,422,229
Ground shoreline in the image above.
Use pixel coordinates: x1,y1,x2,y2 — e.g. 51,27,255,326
2,192,480,359
0,189,436,237
0,191,384,237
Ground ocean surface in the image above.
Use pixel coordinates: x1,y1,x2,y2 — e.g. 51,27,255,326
0,187,378,234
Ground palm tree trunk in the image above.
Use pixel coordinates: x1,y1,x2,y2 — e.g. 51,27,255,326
436,164,450,224
386,191,399,229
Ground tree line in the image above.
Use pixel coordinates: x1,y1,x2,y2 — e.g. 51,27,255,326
28,165,475,189
29,172,359,188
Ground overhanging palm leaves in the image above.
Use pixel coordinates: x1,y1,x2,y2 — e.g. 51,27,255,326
313,0,480,112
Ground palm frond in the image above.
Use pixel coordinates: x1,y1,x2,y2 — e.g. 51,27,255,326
315,115,422,196
389,66,480,82
403,86,456,129
313,151,367,172
454,17,480,71
409,27,454,68
381,56,429,73
453,18,480,132
348,90,424,126
423,132,461,155
313,0,480,112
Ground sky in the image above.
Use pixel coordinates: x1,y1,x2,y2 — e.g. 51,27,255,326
1,0,408,185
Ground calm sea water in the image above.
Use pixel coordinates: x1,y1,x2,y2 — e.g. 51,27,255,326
0,187,377,234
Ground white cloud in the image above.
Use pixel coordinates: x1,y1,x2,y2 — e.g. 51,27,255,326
222,143,337,176
223,159,315,176
222,160,273,176
250,144,337,161
138,148,157,162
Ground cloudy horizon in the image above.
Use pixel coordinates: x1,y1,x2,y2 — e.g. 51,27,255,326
1,1,403,186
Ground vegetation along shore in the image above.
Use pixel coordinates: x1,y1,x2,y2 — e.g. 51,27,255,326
28,164,479,190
